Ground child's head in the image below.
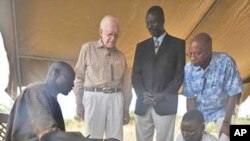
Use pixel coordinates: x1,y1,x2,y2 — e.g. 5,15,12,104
180,109,205,141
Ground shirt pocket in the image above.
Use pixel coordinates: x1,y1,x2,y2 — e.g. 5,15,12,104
113,60,124,80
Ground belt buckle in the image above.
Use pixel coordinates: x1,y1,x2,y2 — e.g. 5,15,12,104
102,87,112,93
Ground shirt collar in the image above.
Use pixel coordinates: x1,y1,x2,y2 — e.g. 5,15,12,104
96,39,118,53
207,53,216,71
96,39,117,50
97,39,104,48
153,32,166,46
192,53,215,72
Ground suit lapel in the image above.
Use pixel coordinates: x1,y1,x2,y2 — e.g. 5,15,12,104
147,38,156,59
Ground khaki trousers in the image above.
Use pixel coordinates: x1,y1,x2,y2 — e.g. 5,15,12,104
83,91,124,141
135,106,176,141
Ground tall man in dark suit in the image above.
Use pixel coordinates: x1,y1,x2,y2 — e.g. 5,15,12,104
132,6,185,141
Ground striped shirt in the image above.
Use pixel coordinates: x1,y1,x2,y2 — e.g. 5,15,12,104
74,39,132,111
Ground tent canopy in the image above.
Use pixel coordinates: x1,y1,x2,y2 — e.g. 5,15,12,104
0,0,250,101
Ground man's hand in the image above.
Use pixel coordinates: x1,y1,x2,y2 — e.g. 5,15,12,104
76,103,85,119
143,95,156,106
219,123,230,137
152,94,164,104
142,92,165,106
123,111,130,125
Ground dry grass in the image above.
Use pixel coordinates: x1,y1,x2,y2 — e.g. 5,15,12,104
65,114,250,141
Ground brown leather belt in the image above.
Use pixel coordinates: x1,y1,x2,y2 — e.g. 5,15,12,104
84,87,121,93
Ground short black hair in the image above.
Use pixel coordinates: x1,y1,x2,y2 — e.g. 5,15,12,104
182,109,204,124
47,61,74,78
191,32,212,48
147,5,165,20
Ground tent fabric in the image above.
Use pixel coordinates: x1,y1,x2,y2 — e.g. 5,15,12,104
0,0,250,102
19,58,75,86
14,0,215,64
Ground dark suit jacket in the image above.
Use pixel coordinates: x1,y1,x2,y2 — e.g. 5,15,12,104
132,33,185,116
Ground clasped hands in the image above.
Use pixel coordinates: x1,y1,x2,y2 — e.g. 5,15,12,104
143,92,164,106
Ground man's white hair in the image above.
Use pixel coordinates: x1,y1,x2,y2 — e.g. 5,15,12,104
100,15,120,29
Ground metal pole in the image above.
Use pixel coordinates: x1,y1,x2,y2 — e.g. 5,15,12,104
11,0,22,95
